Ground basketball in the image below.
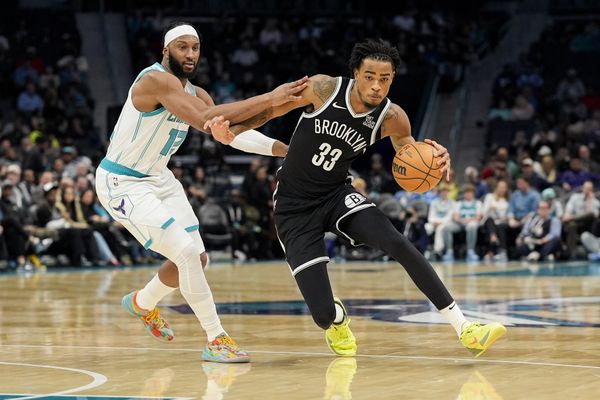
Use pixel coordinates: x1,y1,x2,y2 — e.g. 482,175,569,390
392,142,443,193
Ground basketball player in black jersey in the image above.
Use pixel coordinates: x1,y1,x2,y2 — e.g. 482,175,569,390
216,39,505,357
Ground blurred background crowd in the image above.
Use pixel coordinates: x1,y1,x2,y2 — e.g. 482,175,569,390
0,0,598,271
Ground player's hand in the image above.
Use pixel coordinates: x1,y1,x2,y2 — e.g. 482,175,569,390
270,76,309,106
425,139,451,181
204,116,235,145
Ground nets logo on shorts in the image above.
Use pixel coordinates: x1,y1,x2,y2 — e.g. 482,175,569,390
344,193,366,209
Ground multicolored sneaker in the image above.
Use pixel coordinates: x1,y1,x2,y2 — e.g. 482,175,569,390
121,291,174,342
202,333,250,363
325,298,357,356
460,321,506,358
201,362,252,394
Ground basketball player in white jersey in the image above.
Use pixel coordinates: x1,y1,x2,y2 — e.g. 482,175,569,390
95,22,307,363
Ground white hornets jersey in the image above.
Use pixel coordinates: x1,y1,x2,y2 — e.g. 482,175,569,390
102,62,196,177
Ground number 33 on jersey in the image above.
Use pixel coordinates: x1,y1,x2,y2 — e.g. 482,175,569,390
277,77,391,198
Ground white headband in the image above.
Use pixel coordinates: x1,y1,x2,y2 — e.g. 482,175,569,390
164,25,199,47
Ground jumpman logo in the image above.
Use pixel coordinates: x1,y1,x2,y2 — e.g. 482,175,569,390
113,198,126,216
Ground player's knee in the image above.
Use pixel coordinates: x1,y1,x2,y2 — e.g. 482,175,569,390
175,242,201,268
311,303,336,330
200,252,209,270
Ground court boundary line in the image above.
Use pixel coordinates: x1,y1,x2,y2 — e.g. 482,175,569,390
0,361,107,400
1,344,599,371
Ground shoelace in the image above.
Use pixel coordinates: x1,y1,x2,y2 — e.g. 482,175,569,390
462,322,481,336
217,335,239,349
142,308,166,329
333,321,352,341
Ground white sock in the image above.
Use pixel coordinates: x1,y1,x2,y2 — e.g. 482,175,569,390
333,303,344,324
136,274,177,311
439,301,468,336
175,243,225,341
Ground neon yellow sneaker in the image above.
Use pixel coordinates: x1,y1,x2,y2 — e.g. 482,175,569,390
324,358,357,400
325,298,357,356
460,321,506,358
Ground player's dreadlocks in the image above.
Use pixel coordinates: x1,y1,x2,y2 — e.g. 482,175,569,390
348,39,401,74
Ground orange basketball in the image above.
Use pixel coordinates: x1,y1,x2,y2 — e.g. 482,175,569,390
392,142,443,193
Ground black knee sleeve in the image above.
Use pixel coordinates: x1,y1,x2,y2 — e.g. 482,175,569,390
294,262,336,330
310,301,336,330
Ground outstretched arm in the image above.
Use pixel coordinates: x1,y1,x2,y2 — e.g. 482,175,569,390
132,71,309,132
380,103,452,181
228,74,337,134
195,86,288,156
207,75,337,156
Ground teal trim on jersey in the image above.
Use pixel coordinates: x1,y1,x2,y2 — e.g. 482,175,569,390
161,217,175,230
185,224,199,232
131,114,143,142
141,107,166,117
143,239,153,249
134,63,165,83
108,114,124,152
99,158,148,178
186,81,197,96
132,113,169,169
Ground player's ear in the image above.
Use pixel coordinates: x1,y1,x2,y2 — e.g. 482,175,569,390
162,46,168,58
353,68,359,80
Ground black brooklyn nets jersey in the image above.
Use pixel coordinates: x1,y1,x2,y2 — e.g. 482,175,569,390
277,77,391,199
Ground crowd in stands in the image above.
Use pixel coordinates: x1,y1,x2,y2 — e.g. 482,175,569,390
460,17,600,262
118,8,506,264
9,5,591,271
127,6,505,138
312,17,600,264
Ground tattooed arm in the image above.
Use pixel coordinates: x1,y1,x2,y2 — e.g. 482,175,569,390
221,75,338,156
229,74,338,135
380,103,451,180
380,104,412,151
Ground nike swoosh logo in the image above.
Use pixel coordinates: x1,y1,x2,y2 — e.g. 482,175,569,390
479,331,491,346
449,303,456,310
332,102,347,110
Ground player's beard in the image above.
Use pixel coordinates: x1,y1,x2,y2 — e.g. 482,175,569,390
168,51,198,79
356,85,378,109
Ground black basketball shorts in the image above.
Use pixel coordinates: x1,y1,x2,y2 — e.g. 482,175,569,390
273,184,375,276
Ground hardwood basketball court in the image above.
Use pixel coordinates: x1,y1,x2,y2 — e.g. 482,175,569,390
1,260,599,399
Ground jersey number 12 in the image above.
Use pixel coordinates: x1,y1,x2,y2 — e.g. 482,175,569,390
312,142,342,171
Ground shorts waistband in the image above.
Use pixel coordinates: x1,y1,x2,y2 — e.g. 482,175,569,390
99,158,149,178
